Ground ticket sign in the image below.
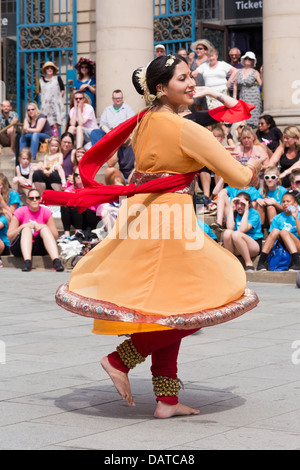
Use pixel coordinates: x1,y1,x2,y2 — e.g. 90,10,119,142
224,0,263,20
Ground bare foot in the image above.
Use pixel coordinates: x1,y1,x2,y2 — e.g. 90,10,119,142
154,401,200,419
100,356,135,407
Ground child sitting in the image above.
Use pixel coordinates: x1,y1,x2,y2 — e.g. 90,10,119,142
223,192,263,271
12,148,38,195
211,182,261,233
256,192,300,271
42,137,67,190
256,166,287,228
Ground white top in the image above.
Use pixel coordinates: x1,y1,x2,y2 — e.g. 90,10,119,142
196,61,232,89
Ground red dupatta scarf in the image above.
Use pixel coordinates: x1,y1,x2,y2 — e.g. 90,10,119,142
41,100,254,211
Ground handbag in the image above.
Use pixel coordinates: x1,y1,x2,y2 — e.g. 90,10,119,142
267,241,291,271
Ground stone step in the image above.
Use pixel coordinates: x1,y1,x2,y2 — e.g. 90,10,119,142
0,253,298,284
1,255,76,271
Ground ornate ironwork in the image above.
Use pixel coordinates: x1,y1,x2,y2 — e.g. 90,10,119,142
154,14,193,42
169,0,192,14
19,24,73,50
154,0,195,52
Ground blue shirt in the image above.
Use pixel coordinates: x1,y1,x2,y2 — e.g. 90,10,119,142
259,185,287,203
0,215,10,246
270,212,300,238
8,190,21,208
234,207,263,240
197,220,217,240
226,186,260,202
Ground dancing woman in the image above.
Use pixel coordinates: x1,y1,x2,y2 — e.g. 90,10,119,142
49,55,262,418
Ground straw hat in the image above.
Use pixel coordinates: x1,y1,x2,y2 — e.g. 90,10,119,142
41,61,59,75
191,39,214,52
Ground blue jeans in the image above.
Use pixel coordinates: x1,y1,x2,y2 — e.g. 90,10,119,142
19,132,51,160
91,128,106,146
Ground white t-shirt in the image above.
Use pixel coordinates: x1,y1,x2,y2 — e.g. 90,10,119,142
196,61,232,89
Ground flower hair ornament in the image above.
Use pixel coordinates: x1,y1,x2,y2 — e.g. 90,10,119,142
136,67,157,104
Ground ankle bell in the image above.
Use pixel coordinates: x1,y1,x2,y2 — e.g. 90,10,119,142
152,376,183,398
116,339,146,369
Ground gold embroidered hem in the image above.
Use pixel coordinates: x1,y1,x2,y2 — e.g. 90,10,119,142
56,283,258,331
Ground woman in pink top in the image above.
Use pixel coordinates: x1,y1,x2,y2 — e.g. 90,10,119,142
7,189,64,272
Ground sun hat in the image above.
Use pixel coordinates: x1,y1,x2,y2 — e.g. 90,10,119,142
191,39,214,52
241,51,257,67
75,57,96,75
41,61,59,75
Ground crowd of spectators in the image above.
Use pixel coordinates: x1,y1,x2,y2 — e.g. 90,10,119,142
0,45,300,273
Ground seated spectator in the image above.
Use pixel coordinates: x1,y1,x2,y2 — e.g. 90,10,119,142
211,183,261,233
256,166,287,228
226,121,246,146
32,137,67,192
33,134,74,193
256,192,300,271
223,192,263,271
73,57,96,110
59,167,101,241
289,169,300,193
19,102,53,160
7,188,64,272
71,147,86,167
91,89,135,145
256,115,283,154
61,132,76,180
234,126,269,167
104,137,135,185
0,172,21,223
0,205,10,256
67,91,98,149
269,126,300,187
12,148,38,195
0,100,20,155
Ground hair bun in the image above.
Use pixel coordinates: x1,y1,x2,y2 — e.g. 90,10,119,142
132,68,145,96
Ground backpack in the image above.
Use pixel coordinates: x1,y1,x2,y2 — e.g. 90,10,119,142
267,241,291,271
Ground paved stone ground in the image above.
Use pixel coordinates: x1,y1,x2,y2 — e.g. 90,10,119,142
0,268,300,450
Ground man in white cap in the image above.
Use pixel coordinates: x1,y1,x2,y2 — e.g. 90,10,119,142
154,44,166,57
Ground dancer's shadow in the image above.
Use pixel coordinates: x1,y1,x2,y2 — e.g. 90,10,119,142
54,378,245,419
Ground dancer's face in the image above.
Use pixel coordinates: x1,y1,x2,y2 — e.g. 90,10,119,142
160,61,196,112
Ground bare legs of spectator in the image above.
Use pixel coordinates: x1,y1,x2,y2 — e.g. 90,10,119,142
223,229,260,269
105,167,126,185
68,125,84,149
215,188,230,226
21,226,60,261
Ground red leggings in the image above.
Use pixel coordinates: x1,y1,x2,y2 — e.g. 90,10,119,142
108,328,200,405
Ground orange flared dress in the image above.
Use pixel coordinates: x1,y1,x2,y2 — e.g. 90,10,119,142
56,111,258,334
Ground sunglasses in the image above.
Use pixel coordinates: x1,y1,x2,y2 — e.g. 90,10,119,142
75,97,83,101
74,173,80,177
196,47,205,50
27,108,35,112
293,180,300,185
28,196,41,201
264,175,278,181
